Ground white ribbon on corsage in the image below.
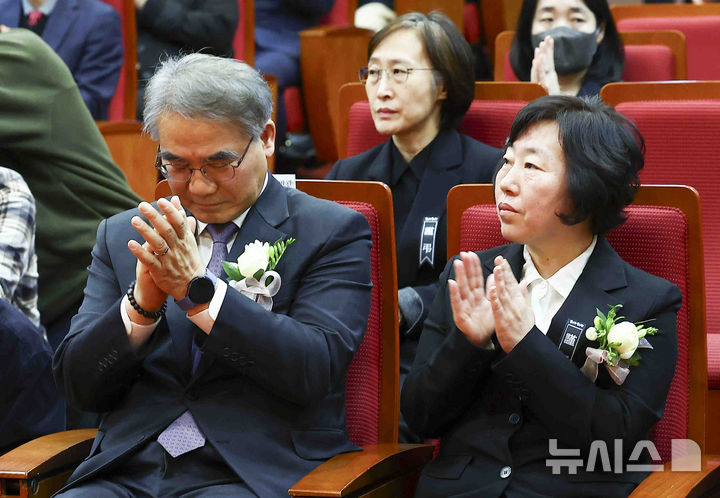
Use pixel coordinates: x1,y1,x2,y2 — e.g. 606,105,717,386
229,271,281,311
580,338,653,386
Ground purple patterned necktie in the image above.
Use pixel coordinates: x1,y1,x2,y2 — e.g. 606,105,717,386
205,222,238,278
157,222,238,457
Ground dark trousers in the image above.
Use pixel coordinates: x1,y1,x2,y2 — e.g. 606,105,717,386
55,440,255,497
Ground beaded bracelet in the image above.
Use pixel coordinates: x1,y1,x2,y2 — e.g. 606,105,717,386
126,281,167,319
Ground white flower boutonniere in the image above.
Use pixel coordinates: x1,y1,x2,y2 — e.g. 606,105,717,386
222,237,295,310
581,304,658,385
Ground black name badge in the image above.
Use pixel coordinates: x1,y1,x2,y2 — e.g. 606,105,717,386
558,319,585,359
419,216,439,268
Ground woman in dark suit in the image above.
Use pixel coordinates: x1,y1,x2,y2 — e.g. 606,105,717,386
326,13,501,440
401,96,680,497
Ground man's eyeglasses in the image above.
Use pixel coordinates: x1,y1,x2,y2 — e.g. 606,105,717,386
155,138,254,183
358,66,437,86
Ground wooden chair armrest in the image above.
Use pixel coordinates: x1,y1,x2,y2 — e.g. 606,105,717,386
288,443,434,497
0,429,97,479
630,454,720,497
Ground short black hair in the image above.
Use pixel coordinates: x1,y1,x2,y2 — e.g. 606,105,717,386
503,95,644,235
368,11,474,130
509,0,624,88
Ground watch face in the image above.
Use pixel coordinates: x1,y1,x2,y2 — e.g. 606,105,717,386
188,276,215,304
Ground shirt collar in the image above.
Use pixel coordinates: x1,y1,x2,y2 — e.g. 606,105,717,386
197,171,268,236
521,235,598,298
23,0,57,15
389,131,443,185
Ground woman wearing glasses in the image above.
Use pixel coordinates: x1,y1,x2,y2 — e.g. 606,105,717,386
326,11,502,442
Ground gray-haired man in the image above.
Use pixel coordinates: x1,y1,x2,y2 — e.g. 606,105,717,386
54,54,372,497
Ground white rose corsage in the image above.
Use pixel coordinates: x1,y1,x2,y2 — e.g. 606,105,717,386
222,237,295,310
581,304,658,385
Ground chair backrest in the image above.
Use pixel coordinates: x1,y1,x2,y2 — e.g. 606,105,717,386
612,4,720,80
494,30,688,82
232,0,254,65
155,179,400,445
396,0,464,32
600,81,719,339
320,0,356,26
481,0,522,67
447,184,706,461
338,81,546,159
300,26,373,162
296,180,398,445
98,121,158,201
98,0,137,120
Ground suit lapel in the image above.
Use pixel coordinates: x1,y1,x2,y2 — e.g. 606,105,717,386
362,140,393,185
41,0,77,52
545,237,628,367
397,131,462,283
191,174,290,379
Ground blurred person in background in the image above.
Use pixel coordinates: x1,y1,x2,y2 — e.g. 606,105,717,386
0,0,123,119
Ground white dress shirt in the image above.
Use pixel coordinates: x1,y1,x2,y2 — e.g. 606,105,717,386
521,236,597,334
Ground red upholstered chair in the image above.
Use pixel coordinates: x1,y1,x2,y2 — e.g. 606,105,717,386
446,184,719,496
337,81,546,159
98,0,137,120
611,3,720,81
494,30,688,82
601,81,720,453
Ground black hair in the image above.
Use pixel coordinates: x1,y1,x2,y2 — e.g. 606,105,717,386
368,11,474,129
509,0,624,88
503,95,644,234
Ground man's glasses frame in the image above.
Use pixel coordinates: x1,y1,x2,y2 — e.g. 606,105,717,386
155,138,254,184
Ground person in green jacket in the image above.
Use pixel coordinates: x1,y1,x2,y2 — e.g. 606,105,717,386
0,27,141,349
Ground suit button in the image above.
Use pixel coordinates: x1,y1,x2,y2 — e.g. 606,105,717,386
500,466,512,479
186,391,198,400
508,413,521,425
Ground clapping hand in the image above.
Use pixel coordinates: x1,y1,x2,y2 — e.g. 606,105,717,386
530,35,561,95
128,196,203,309
488,256,534,353
448,252,495,347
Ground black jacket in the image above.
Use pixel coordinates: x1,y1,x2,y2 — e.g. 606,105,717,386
327,129,501,337
402,238,680,497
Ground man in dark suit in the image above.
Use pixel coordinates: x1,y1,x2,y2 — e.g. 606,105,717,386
53,53,372,497
0,0,123,120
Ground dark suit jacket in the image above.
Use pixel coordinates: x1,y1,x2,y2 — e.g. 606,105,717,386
327,130,502,337
53,176,373,497
0,0,123,120
136,0,237,83
0,300,64,454
401,238,681,497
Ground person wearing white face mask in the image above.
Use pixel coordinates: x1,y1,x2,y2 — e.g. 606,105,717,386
510,0,624,96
